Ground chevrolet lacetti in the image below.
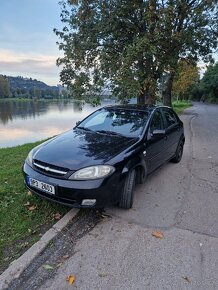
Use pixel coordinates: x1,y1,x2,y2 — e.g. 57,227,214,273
23,105,185,209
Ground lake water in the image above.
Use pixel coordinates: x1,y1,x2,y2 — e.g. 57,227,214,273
0,99,116,148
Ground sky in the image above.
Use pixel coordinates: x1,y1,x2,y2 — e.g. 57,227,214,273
0,0,63,86
0,1,217,86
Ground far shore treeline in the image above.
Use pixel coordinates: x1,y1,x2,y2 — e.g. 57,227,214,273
0,61,217,104
0,75,62,99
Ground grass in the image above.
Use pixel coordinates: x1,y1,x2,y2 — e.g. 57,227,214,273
173,100,192,114
0,140,69,273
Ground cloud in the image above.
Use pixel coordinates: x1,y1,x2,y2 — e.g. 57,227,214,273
0,49,61,85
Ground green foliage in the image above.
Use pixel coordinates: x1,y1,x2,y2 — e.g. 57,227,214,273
0,75,10,98
1,75,60,100
200,63,218,102
55,0,218,105
190,62,218,103
173,100,192,114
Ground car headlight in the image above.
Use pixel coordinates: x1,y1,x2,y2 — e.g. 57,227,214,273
69,165,115,180
26,145,42,167
26,149,34,167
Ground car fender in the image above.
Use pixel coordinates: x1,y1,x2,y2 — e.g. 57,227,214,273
121,153,147,183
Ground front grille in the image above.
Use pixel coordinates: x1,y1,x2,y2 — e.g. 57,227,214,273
33,159,69,177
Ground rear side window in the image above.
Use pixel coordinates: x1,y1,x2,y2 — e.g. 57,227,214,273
162,109,178,128
149,111,164,133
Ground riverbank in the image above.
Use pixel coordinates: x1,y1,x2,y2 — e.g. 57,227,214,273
0,140,69,273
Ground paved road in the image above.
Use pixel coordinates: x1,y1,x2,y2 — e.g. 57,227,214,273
9,103,218,290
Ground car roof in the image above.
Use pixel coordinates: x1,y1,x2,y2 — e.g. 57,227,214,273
103,104,168,114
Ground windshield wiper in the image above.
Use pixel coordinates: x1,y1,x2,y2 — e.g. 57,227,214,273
77,126,93,132
96,130,124,137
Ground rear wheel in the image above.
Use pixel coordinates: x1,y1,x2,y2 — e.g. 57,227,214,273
119,169,136,209
171,141,184,163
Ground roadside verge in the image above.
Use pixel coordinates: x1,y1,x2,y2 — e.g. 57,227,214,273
0,208,79,290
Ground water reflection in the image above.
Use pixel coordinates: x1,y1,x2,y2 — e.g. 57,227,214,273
0,99,113,148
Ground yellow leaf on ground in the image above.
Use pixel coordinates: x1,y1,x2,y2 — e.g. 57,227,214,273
66,275,75,285
152,231,164,239
27,191,32,196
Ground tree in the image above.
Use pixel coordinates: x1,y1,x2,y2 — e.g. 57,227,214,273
200,62,218,102
55,0,218,106
160,0,218,106
172,60,199,100
0,75,10,98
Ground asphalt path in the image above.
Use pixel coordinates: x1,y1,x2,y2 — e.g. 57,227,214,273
8,102,218,290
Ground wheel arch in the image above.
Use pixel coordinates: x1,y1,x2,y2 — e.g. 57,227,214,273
121,156,147,185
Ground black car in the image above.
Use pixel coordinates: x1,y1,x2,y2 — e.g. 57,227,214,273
23,105,185,209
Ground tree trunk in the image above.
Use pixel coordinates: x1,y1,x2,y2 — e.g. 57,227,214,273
137,92,145,105
137,81,156,105
162,72,175,107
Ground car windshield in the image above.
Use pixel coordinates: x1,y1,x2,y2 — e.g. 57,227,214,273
77,108,149,137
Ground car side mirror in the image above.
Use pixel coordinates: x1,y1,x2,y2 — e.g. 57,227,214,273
152,129,166,136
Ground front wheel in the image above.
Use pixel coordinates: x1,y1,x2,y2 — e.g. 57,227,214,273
119,169,136,209
171,141,184,163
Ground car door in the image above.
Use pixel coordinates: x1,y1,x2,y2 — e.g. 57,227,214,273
161,108,181,158
145,110,168,174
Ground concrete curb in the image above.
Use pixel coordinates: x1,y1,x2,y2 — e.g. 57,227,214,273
0,208,79,290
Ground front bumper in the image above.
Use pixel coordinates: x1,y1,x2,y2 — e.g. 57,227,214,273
23,162,124,208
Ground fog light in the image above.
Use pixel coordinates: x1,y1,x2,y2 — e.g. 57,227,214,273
81,199,96,206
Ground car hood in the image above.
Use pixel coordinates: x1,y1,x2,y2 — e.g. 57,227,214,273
33,129,137,170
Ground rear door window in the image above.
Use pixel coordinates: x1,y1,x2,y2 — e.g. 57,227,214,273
149,111,164,133
162,109,178,128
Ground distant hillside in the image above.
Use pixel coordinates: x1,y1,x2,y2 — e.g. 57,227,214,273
0,75,60,99
7,76,58,92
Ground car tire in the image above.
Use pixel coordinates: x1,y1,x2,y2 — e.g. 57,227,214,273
119,169,136,209
171,140,184,163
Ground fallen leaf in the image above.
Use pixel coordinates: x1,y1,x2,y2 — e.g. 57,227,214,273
58,254,70,265
42,264,54,270
27,191,32,196
28,205,37,211
96,209,111,219
56,262,63,268
152,231,164,239
19,242,29,248
62,254,69,260
24,201,30,206
53,212,62,220
66,275,75,285
182,276,191,283
98,272,108,277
